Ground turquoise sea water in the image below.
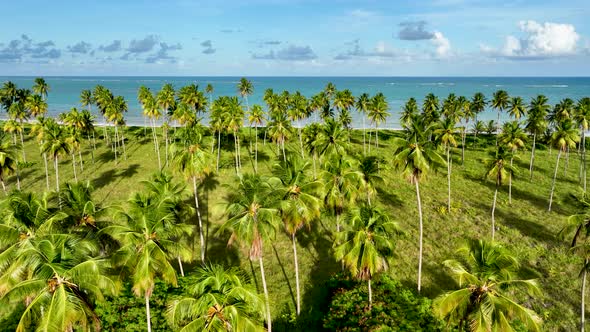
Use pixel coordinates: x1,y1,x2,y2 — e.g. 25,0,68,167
1,76,589,128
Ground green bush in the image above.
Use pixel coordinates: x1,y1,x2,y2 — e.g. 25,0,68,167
323,275,445,331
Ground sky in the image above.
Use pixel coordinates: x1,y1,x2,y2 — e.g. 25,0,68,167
1,0,589,76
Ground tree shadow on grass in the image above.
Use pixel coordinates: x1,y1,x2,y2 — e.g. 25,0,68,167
204,226,241,268
272,243,296,311
91,164,140,190
376,186,404,208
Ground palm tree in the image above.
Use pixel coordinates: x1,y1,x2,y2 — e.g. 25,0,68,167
421,93,441,135
508,96,527,120
248,104,265,172
167,264,265,331
157,84,176,164
549,119,580,211
32,77,49,101
470,92,487,142
434,239,542,331
400,98,419,127
435,118,458,212
272,155,322,315
368,93,389,150
491,90,510,145
31,117,56,190
302,123,321,179
8,102,29,162
315,118,349,159
575,97,590,191
25,94,47,118
238,77,254,112
205,83,214,107
0,135,17,193
358,155,383,206
526,95,550,180
288,91,309,157
103,191,192,332
334,204,401,308
472,120,485,146
483,147,515,240
392,122,445,292
498,121,527,204
267,111,291,163
221,173,279,332
485,120,497,136
172,139,212,263
356,93,371,154
226,97,245,173
41,124,71,192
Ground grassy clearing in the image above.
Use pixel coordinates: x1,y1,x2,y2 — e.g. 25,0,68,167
9,125,584,330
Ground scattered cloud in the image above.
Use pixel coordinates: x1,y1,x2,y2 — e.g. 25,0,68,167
334,39,406,60
432,31,451,57
67,41,92,54
0,34,61,62
253,45,317,61
481,20,580,59
127,35,158,53
220,29,242,33
398,21,435,40
146,42,182,63
250,40,282,48
200,40,216,54
99,40,122,52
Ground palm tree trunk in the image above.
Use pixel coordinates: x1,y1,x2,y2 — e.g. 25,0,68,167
113,126,118,164
78,149,83,172
549,149,563,212
509,157,513,204
492,186,498,241
461,129,466,165
193,177,205,263
259,256,272,332
298,127,304,158
237,134,242,169
152,120,162,169
529,133,536,181
43,152,50,190
312,153,317,180
103,124,108,144
71,154,77,182
447,145,451,212
363,116,366,155
282,139,286,163
177,256,184,277
121,127,127,160
368,277,372,309
217,130,221,173
368,129,372,153
415,179,424,293
292,234,301,315
54,157,60,192
375,125,379,149
495,110,500,147
164,127,169,167
92,131,96,151
145,293,152,332
234,132,239,175
584,131,587,192
582,258,587,332
16,165,20,190
19,130,26,162
255,125,258,173
0,179,5,193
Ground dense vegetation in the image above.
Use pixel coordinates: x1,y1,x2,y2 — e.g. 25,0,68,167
0,77,589,331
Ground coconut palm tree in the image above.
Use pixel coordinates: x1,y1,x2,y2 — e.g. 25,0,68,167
267,111,291,163
498,121,527,204
167,264,265,331
302,123,322,179
470,92,487,141
358,155,383,206
434,239,542,331
315,118,349,159
32,77,49,101
171,137,212,263
435,118,458,212
205,83,214,106
41,124,71,192
472,120,485,146
483,147,515,240
549,119,580,211
226,96,245,173
356,93,371,154
508,96,527,120
485,120,497,136
400,98,419,128
334,204,401,308
575,97,590,191
220,173,279,332
526,95,550,180
368,93,389,150
8,102,29,162
248,104,265,172
238,77,254,112
31,117,56,190
0,135,17,193
288,91,309,157
25,94,47,118
391,121,445,292
271,155,322,315
103,191,192,332
422,93,441,135
491,90,510,145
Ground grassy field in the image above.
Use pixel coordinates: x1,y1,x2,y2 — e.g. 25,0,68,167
9,125,585,330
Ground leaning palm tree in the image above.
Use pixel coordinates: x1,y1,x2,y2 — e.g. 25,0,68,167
220,173,278,332
334,204,401,308
167,264,265,331
41,124,71,192
0,135,17,193
483,147,515,240
103,191,192,332
391,121,445,292
498,121,527,204
434,239,542,331
271,155,322,315
548,119,580,212
435,118,458,212
32,77,50,101
526,95,549,180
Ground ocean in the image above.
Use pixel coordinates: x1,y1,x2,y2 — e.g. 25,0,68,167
1,76,589,128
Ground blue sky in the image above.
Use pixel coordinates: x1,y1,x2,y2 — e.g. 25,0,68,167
1,0,589,76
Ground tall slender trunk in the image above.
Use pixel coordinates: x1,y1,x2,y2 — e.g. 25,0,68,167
255,125,259,173
582,259,587,332
113,126,118,165
78,149,83,172
584,131,587,192
103,124,108,144
16,165,20,190
177,256,184,277
71,153,77,182
548,149,563,212
566,147,570,176
299,127,304,158
509,157,514,204
368,129,372,153
193,177,205,263
145,293,152,332
312,153,317,180
363,116,366,155
164,127,169,167
368,278,372,309
0,179,5,193
19,130,26,162
292,234,301,315
151,119,161,169
495,110,500,147
54,157,60,192
43,152,50,190
237,134,242,169
282,138,286,163
375,125,379,149
529,133,536,180
415,179,424,292
234,132,239,175
461,129,466,165
447,145,452,212
121,127,127,160
216,131,221,173
491,186,498,241
259,256,272,332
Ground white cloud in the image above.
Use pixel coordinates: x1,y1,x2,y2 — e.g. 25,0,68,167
432,31,451,58
482,20,580,59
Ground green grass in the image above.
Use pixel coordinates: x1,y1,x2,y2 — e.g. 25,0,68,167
10,126,585,330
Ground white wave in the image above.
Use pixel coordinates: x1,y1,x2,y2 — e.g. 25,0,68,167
524,84,568,88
